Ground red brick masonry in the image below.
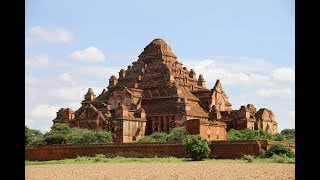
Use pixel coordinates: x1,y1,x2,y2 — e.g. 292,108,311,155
25,140,269,161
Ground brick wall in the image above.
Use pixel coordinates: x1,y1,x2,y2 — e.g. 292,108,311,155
25,140,262,161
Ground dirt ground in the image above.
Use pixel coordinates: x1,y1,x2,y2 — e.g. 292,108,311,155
26,162,294,180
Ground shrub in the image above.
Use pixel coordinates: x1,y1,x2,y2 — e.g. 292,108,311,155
44,124,72,144
183,135,211,161
44,133,67,144
93,154,106,162
95,154,106,158
138,136,156,143
259,143,294,158
167,127,188,142
66,128,97,144
29,136,45,145
25,126,32,145
149,132,168,142
268,143,294,158
25,126,46,146
50,123,72,134
75,156,91,162
226,128,241,140
273,134,285,141
241,155,255,163
270,154,295,164
280,129,295,141
258,151,269,159
42,124,114,145
281,129,295,134
227,129,285,141
137,128,188,143
95,131,113,143
257,130,274,140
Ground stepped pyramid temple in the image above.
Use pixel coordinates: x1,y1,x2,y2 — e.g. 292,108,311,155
53,38,278,143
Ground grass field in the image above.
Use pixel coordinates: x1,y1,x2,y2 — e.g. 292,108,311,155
25,155,294,165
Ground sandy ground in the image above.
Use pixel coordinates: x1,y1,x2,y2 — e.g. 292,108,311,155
26,162,294,180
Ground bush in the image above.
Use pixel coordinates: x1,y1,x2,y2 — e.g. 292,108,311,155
44,133,67,144
138,136,156,143
241,155,255,163
25,126,46,145
280,129,295,141
93,154,106,162
25,126,32,145
183,135,211,161
43,124,114,145
227,129,284,141
226,128,241,140
259,143,294,158
167,127,188,142
95,154,106,158
270,154,295,164
95,131,113,143
149,132,168,142
44,124,72,144
50,123,72,134
66,128,97,144
29,136,45,145
273,134,285,141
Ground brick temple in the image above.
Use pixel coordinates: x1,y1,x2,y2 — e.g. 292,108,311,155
53,38,278,143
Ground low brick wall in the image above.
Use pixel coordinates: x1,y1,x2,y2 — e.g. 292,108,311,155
209,140,262,159
25,140,262,161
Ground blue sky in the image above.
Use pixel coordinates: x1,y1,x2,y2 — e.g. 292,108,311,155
26,0,295,133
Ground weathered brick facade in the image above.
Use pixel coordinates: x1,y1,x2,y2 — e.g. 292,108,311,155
53,38,278,143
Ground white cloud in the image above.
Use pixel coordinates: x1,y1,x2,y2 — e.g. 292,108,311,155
183,58,274,87
287,110,295,119
25,75,39,86
76,66,120,78
25,36,32,46
255,88,295,99
272,67,295,82
69,46,106,63
58,73,77,85
182,57,295,89
29,25,74,43
25,54,71,69
48,87,86,102
25,54,54,68
29,104,61,119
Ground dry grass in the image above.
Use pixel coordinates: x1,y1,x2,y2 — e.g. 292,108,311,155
26,162,294,180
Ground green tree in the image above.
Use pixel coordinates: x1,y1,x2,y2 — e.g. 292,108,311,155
227,129,276,141
25,126,45,145
183,135,211,161
167,127,188,142
66,128,97,144
281,129,295,136
273,133,285,141
25,126,32,145
44,124,71,144
280,129,295,141
44,133,66,144
50,123,72,134
226,128,241,140
95,131,113,143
